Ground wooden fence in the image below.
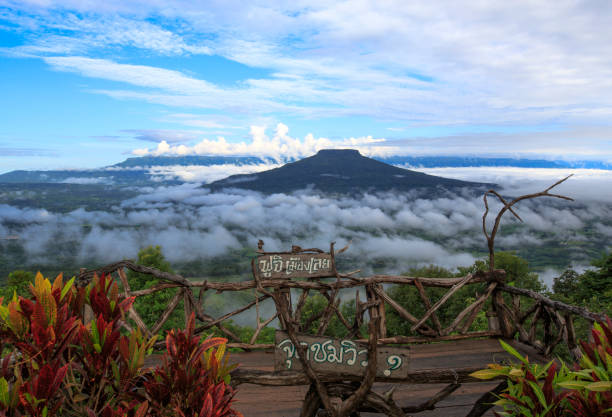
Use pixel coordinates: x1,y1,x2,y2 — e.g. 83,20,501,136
74,175,608,417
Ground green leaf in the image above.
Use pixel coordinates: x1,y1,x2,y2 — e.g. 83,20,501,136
60,277,75,301
469,368,506,379
527,381,547,408
585,381,612,392
93,343,102,353
500,339,528,364
557,380,590,390
0,377,9,406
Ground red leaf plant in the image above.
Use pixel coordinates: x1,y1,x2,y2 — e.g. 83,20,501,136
0,272,243,417
143,313,242,417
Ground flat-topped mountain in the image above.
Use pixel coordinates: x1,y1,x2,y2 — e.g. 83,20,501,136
207,149,492,194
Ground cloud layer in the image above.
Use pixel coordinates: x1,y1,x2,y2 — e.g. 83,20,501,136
1,169,610,284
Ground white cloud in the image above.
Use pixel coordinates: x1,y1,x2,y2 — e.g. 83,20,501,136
146,163,281,183
132,123,396,161
5,1,612,127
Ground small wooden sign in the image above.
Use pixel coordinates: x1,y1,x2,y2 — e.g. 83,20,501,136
274,331,410,380
256,253,334,279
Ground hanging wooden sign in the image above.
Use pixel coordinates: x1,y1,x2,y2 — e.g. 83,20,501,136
274,331,410,380
256,253,334,279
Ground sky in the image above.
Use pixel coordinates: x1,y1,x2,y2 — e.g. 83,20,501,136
2,0,612,172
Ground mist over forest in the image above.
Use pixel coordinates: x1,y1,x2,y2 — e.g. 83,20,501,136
1,165,611,287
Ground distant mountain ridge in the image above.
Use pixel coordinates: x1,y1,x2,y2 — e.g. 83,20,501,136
114,155,270,168
379,156,612,170
1,153,609,186
206,149,492,194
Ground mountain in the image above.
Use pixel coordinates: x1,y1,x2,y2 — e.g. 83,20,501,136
113,155,269,168
206,149,492,194
0,155,268,186
2,154,609,186
378,156,612,170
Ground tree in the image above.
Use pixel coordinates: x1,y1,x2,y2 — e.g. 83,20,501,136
552,251,612,315
493,251,545,292
126,246,183,334
0,269,34,300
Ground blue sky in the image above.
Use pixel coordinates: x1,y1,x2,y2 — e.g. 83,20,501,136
1,1,612,172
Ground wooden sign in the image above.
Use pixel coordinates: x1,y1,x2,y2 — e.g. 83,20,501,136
256,253,334,279
274,331,410,380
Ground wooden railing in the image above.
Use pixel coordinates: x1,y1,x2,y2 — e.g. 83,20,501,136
73,176,608,417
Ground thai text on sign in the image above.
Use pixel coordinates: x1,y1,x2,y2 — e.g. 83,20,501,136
274,331,410,379
256,253,333,279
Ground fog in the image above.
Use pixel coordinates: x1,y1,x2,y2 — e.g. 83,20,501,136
2,166,611,288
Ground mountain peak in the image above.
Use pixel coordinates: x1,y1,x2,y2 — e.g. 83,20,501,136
315,149,361,156
207,150,492,195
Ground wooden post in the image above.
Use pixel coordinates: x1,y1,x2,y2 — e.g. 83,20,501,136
486,311,500,334
376,284,387,338
184,288,194,326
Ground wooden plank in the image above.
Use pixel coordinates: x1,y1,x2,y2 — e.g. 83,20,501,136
256,253,334,279
274,331,410,380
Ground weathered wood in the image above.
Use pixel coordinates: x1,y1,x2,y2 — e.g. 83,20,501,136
564,313,582,360
181,290,243,343
373,286,437,336
256,253,334,279
183,289,194,327
230,366,500,386
250,313,278,345
482,175,573,271
500,302,530,344
117,268,152,337
356,331,500,345
151,289,184,334
105,264,500,294
194,294,270,333
498,284,607,322
274,331,410,380
528,304,542,345
338,311,380,417
493,290,514,338
294,289,310,326
412,274,473,332
271,286,335,415
414,278,442,335
465,381,507,417
444,282,496,336
227,342,274,350
300,384,323,417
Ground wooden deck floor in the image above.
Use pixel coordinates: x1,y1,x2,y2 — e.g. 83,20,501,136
230,338,528,416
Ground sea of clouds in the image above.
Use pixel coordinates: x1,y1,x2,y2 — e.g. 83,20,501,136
1,166,611,288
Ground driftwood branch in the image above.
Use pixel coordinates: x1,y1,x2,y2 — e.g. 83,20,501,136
194,294,270,333
498,284,606,322
411,274,473,332
482,175,573,270
151,289,184,334
414,278,442,335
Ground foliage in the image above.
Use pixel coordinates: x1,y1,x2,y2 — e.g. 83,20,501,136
552,251,612,317
143,313,241,417
299,293,360,339
471,317,612,416
0,271,34,300
0,272,241,417
126,246,184,335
